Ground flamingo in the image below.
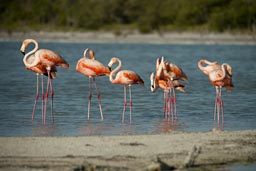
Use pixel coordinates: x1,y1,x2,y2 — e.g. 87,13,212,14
150,57,187,119
198,59,233,126
107,57,144,123
76,48,110,120
20,39,69,124
21,53,57,123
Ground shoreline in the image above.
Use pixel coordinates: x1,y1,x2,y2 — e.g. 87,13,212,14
0,31,256,44
0,130,255,170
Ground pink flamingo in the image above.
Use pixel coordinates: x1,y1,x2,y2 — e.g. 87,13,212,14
108,57,144,123
151,57,187,119
76,48,110,120
20,39,69,124
21,51,57,122
198,59,233,126
150,61,185,119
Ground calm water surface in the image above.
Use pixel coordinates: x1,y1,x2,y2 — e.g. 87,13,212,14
0,41,255,136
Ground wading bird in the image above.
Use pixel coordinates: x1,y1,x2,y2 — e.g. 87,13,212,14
108,57,144,124
198,59,233,126
76,48,110,120
150,57,186,119
20,39,69,124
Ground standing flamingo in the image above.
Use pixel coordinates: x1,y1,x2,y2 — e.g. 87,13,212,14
198,59,233,126
20,39,69,124
76,48,110,120
21,51,57,123
150,57,187,119
108,57,144,123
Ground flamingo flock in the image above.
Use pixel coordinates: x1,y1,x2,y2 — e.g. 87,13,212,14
20,39,233,126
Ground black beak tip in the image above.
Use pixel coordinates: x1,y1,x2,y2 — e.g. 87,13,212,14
20,50,25,55
108,66,112,71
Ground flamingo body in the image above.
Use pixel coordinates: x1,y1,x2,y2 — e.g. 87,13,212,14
110,70,144,85
76,58,110,77
76,48,110,120
108,57,144,123
198,59,233,128
20,38,69,124
150,56,187,119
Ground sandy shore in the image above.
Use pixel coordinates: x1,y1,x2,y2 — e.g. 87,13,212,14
0,130,255,171
0,31,255,44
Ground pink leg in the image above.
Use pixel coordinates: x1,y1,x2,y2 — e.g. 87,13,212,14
44,69,51,124
129,85,132,124
219,87,224,127
214,87,218,121
93,78,104,120
172,85,177,119
163,91,167,118
122,85,127,123
41,75,44,124
169,90,173,120
216,87,221,125
49,75,54,123
88,77,92,120
32,73,39,122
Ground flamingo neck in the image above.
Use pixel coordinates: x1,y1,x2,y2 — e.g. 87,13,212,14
219,63,227,80
198,60,211,75
23,40,40,68
109,58,122,83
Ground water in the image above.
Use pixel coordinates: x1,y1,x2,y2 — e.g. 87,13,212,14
0,41,255,136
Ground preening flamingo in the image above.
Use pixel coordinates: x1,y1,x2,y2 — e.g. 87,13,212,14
76,48,110,120
198,59,233,126
150,57,186,119
20,39,69,124
108,57,144,123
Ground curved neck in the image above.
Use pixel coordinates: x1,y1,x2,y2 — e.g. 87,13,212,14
83,48,89,59
83,48,95,60
220,63,228,79
23,40,40,68
198,60,208,75
109,58,122,83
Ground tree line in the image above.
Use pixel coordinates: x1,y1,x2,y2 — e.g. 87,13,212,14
0,0,255,33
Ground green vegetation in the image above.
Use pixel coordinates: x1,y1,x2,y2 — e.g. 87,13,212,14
0,0,255,33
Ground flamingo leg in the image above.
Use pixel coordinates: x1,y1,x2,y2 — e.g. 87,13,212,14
44,69,51,124
169,88,173,120
172,85,177,119
216,87,221,125
214,86,218,121
41,75,44,124
163,91,168,118
88,77,92,120
49,75,54,123
219,87,224,127
122,85,127,123
93,77,104,120
32,73,39,122
129,85,132,124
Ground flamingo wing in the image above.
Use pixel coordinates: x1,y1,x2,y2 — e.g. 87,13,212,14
120,70,144,85
76,58,110,77
37,49,69,69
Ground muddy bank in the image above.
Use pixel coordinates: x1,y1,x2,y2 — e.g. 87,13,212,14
0,130,255,170
0,31,255,44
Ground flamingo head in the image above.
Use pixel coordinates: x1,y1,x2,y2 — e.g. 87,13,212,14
20,39,35,55
150,72,158,92
108,57,119,68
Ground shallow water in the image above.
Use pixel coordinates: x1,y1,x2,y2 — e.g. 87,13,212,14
0,41,255,136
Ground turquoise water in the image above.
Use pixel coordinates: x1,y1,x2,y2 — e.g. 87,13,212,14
0,41,255,136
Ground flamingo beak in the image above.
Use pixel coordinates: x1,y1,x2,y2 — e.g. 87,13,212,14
108,66,112,71
20,50,25,55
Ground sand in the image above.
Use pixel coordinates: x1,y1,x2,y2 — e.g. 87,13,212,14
0,31,255,44
0,130,256,170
